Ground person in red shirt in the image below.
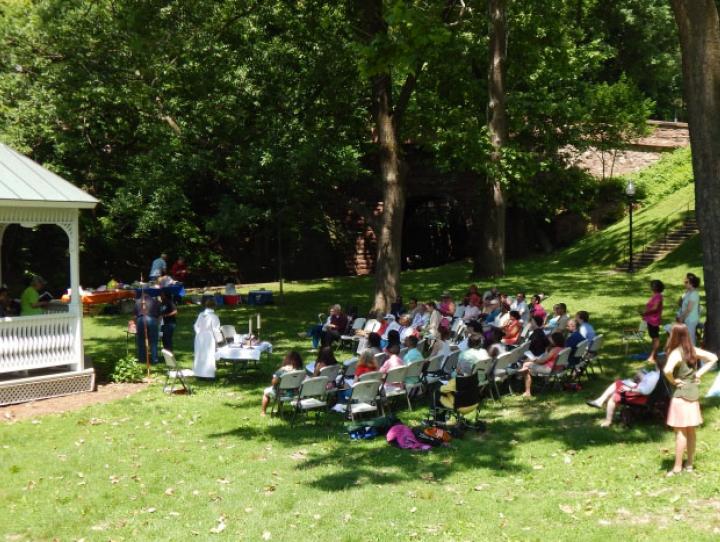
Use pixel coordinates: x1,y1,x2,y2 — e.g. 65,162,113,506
170,256,188,282
354,350,379,379
502,310,523,346
320,305,349,347
642,279,664,363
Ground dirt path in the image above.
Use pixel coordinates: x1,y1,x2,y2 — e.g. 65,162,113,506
0,382,148,423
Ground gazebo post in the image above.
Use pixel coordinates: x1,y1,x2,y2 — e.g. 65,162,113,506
65,210,84,371
0,224,5,286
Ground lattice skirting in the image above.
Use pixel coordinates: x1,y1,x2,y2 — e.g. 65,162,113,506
0,369,95,406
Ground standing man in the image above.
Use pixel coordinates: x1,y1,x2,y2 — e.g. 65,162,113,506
135,292,160,365
149,253,167,282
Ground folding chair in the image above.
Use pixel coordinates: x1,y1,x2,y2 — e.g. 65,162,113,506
536,347,572,393
341,318,366,350
492,350,516,397
290,376,329,426
221,325,237,344
416,339,427,355
162,349,195,395
622,320,647,355
213,328,226,346
423,354,446,386
340,379,384,421
341,357,358,384
374,352,388,367
403,360,426,403
442,350,460,377
619,373,672,426
358,370,383,383
382,365,410,411
585,335,605,374
399,347,409,360
269,370,306,417
473,357,495,400
450,319,466,341
568,339,590,379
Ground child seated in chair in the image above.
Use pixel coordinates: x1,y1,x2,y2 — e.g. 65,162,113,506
518,332,565,397
260,351,304,417
586,358,664,427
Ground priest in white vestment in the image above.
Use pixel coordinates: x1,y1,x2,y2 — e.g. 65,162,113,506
193,300,221,378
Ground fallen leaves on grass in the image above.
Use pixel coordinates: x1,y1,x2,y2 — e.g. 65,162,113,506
210,516,226,534
262,530,272,540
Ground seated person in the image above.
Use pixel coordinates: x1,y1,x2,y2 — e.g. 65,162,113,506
545,303,569,334
527,315,550,356
485,327,507,358
438,291,456,318
320,305,349,346
586,359,664,427
384,329,401,352
501,310,522,346
424,301,441,338
483,299,501,324
354,350,379,379
429,326,452,359
529,294,547,322
510,292,529,323
462,298,482,324
390,296,405,318
299,305,336,349
380,314,401,341
0,287,15,317
407,298,425,328
379,343,404,373
261,351,304,416
518,332,565,397
397,314,416,341
21,275,49,316
576,310,596,341
309,346,338,377
437,351,479,412
457,334,490,376
358,331,382,356
466,284,482,307
403,335,424,363
565,319,586,367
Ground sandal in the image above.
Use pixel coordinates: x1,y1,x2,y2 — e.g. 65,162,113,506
666,469,681,477
683,465,694,473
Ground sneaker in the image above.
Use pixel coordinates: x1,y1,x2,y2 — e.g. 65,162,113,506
585,400,602,409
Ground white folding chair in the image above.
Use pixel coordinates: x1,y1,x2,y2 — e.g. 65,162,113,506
442,350,460,376
537,347,572,393
341,318,366,349
492,350,515,397
374,352,388,367
382,365,410,411
403,360,425,402
340,380,384,421
586,334,605,374
269,370,306,417
162,349,195,395
358,370,383,383
423,354,445,386
622,320,647,355
290,376,329,426
221,325,237,344
213,328,225,346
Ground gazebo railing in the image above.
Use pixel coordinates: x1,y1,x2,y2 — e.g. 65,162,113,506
0,313,81,374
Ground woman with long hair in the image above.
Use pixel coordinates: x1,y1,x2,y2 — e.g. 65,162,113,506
677,273,701,345
642,280,664,363
663,323,717,476
261,351,304,416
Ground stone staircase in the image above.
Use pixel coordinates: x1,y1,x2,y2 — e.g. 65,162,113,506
617,215,698,272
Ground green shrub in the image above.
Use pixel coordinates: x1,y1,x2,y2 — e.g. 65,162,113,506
110,355,146,383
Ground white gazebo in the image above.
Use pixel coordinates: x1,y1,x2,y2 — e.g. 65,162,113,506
0,143,98,405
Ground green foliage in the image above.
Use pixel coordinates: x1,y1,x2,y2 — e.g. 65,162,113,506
110,355,145,383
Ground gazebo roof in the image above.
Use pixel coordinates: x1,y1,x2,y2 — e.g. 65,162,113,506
0,143,98,209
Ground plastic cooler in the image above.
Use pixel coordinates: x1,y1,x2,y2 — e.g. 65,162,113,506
223,294,240,306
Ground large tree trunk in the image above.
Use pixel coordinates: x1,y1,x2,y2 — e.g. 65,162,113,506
359,0,411,314
371,73,407,313
670,0,720,350
473,0,508,277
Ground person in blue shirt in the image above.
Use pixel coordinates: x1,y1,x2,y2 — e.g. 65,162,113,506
149,253,167,281
403,335,424,363
576,310,596,342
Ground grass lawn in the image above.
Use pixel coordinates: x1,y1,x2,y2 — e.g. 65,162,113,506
3,167,720,540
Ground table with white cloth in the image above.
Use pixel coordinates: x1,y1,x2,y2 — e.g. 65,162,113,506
215,341,273,378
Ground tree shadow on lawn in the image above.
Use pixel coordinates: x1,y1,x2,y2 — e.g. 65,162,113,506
206,395,669,492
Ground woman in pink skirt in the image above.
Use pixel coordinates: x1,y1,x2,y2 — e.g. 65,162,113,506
663,323,717,476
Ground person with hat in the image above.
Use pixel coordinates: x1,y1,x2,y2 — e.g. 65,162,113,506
20,275,49,316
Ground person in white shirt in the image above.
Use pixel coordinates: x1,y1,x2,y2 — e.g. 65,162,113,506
424,301,441,339
462,300,482,324
398,314,415,341
193,299,221,379
586,360,664,427
510,292,529,323
381,314,401,341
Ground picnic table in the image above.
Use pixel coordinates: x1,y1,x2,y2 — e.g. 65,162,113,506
60,289,135,305
215,340,273,378
134,284,185,298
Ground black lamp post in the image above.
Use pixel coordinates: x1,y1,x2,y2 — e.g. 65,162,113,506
626,181,636,273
